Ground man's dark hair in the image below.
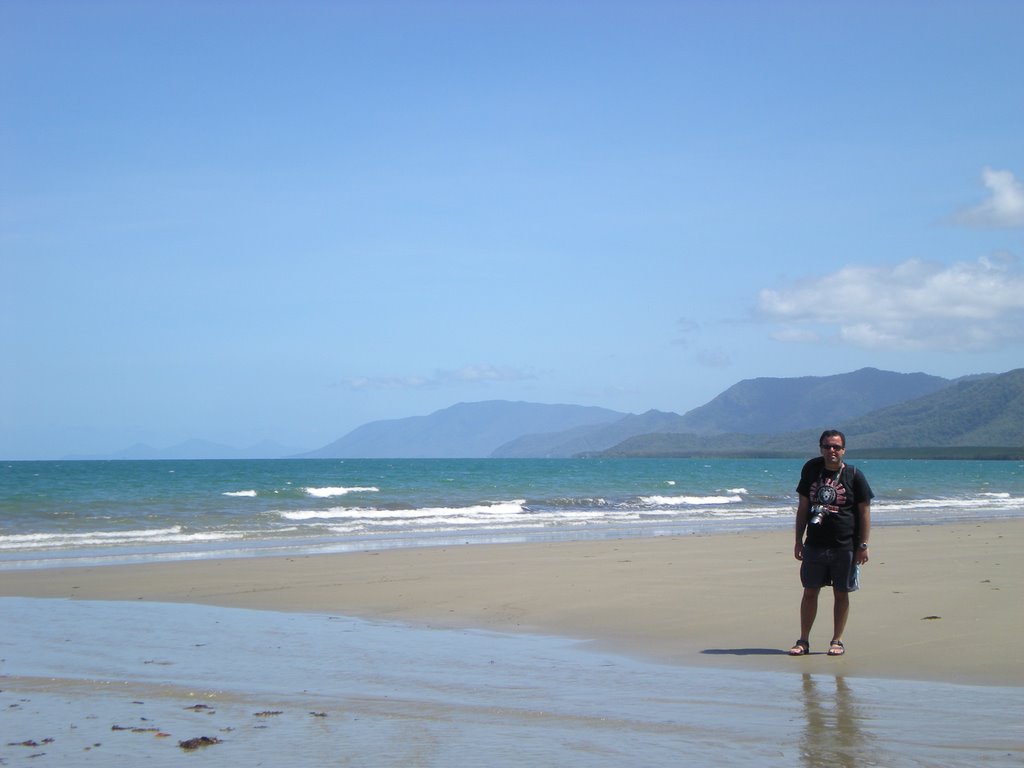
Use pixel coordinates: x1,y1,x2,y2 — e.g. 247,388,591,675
819,429,846,448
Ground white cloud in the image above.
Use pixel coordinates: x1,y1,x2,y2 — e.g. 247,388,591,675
338,364,537,391
953,167,1024,228
759,255,1024,351
440,364,533,384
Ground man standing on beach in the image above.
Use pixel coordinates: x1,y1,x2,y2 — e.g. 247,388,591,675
789,429,873,657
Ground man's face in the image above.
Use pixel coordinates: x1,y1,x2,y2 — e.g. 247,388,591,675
819,438,845,468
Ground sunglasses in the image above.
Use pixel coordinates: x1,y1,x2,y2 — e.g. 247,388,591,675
820,444,845,451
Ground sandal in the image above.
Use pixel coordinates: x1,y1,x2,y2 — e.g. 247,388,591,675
828,640,845,656
788,639,810,656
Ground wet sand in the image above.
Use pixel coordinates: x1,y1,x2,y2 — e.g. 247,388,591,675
3,520,1023,766
2,520,1021,686
5,595,1021,767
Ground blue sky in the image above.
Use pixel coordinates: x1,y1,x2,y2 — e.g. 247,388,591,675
3,0,1023,459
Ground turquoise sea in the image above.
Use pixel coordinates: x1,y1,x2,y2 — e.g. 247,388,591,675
2,457,1022,569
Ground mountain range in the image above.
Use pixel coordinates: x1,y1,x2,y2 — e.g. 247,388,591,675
301,367,1023,460
597,368,1024,459
75,367,1023,460
300,401,624,459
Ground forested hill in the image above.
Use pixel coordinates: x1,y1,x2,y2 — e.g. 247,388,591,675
493,368,954,458
595,368,1024,459
668,367,951,434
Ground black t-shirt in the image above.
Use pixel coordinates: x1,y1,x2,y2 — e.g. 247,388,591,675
796,457,874,550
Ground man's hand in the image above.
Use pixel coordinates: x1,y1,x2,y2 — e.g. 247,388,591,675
794,542,804,561
855,546,869,565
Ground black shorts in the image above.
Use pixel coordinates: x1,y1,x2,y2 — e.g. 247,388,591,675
800,546,859,592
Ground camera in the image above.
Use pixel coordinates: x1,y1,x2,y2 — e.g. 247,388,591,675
809,505,826,525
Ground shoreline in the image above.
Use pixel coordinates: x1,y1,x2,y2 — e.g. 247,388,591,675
2,519,1021,687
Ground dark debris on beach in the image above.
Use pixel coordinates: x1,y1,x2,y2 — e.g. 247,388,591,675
178,735,222,750
2,694,336,761
7,738,54,747
111,724,163,733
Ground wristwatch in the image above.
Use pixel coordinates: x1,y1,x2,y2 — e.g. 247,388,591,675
858,542,869,550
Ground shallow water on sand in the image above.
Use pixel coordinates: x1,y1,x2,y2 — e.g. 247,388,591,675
2,598,1021,767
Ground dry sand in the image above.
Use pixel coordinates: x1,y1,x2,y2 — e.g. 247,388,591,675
3,520,1021,686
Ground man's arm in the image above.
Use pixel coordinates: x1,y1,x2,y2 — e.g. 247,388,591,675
794,494,810,560
855,501,871,565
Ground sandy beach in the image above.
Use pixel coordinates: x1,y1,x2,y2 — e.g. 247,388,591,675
3,520,1022,766
3,520,1021,686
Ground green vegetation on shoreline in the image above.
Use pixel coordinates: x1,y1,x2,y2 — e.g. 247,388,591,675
593,446,1024,460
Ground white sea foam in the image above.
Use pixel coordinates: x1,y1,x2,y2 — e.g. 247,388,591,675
281,500,527,522
640,494,743,506
325,509,605,535
223,489,257,497
317,501,796,536
874,495,1020,513
278,496,794,538
305,486,380,498
0,526,246,551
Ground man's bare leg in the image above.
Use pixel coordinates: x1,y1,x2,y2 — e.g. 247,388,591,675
798,587,820,644
830,588,850,654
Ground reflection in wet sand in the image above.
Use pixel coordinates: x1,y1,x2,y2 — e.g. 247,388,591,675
800,674,875,768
